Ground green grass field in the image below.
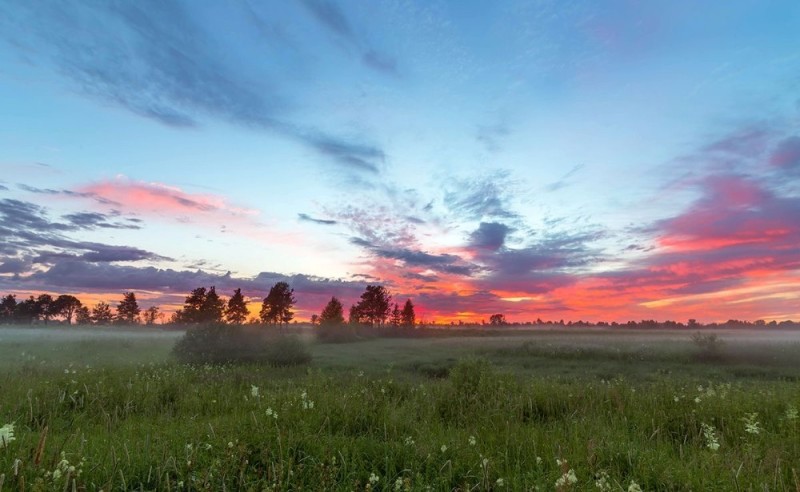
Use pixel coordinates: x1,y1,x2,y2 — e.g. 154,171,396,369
1,326,799,490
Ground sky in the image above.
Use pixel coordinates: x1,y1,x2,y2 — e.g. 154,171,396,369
1,0,800,323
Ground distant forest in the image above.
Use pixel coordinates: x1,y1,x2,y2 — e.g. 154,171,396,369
0,284,797,329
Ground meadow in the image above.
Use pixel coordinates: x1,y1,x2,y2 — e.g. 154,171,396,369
1,326,799,491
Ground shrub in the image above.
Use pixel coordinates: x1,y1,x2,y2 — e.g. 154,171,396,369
316,323,360,343
264,335,313,367
691,331,724,362
172,324,312,366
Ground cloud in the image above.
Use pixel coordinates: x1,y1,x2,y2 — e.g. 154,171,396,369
298,213,337,225
0,257,30,274
62,211,142,230
545,164,584,192
0,1,386,174
468,222,512,251
298,0,398,75
476,122,510,153
0,198,169,274
444,171,518,221
370,246,476,276
770,136,800,172
0,183,8,191
76,178,258,225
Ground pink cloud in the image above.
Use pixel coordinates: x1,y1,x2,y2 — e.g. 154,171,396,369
78,177,259,223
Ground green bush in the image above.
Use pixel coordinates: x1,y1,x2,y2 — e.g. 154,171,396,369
264,334,313,367
172,324,312,366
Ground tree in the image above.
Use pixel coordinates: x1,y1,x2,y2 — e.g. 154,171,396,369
17,296,40,324
75,305,92,325
353,285,391,326
401,299,416,327
116,292,141,324
143,306,160,325
0,294,16,324
201,286,225,323
390,303,401,327
179,287,207,323
53,295,82,325
489,313,507,326
92,302,114,325
310,314,319,325
319,297,345,326
348,304,362,325
225,288,249,324
36,294,55,324
259,282,295,326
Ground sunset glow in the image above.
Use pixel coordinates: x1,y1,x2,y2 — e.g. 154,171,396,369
1,1,799,323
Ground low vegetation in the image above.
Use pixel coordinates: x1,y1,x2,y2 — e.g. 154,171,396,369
0,327,799,490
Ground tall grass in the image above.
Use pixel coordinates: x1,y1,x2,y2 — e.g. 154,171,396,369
1,356,798,490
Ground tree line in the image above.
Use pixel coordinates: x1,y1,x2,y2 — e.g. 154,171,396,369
0,283,417,328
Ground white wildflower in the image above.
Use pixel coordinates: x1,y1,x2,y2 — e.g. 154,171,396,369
628,481,643,492
701,422,720,451
394,477,404,490
369,472,380,485
595,471,612,491
0,423,15,448
440,444,447,453
404,436,415,446
694,397,701,404
743,413,761,435
555,469,578,488
251,385,260,398
536,456,542,465
468,435,476,446
228,441,234,448
785,405,798,421
496,477,504,487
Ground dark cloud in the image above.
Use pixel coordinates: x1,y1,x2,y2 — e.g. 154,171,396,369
299,0,353,39
371,246,476,276
361,50,398,75
62,212,142,230
469,222,511,251
299,0,398,76
0,1,386,174
298,213,337,225
0,257,30,274
18,184,121,206
0,198,169,273
0,183,8,191
770,135,800,172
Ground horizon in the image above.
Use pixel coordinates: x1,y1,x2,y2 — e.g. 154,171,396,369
2,1,800,323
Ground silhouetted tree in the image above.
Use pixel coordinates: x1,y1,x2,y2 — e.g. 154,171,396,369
54,295,82,325
353,285,391,326
143,306,160,325
17,296,40,324
401,299,416,327
319,296,345,325
0,294,16,324
348,304,362,325
75,305,92,325
225,288,249,324
390,303,401,327
260,282,295,326
202,286,225,323
310,314,319,325
36,294,55,324
116,292,141,324
489,313,507,326
179,287,207,323
92,302,114,325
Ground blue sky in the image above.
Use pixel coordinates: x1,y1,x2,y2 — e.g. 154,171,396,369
1,0,800,322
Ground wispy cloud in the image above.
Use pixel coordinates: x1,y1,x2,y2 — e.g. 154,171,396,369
298,213,337,225
0,1,386,175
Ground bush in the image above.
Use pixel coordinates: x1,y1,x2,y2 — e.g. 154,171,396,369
316,323,360,343
264,335,313,367
691,331,724,362
172,324,312,366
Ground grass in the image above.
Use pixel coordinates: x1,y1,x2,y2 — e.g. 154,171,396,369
0,325,799,490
